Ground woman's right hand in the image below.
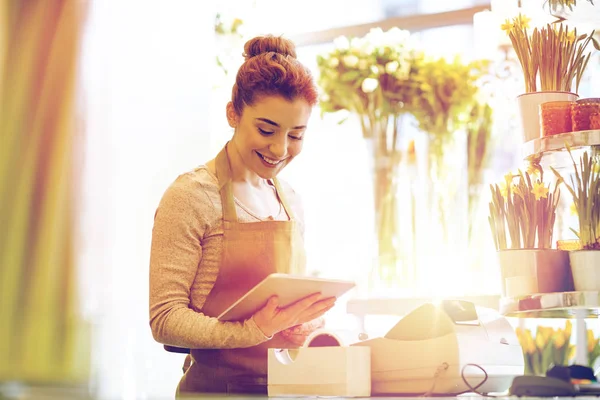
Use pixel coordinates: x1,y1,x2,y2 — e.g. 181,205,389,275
252,293,336,338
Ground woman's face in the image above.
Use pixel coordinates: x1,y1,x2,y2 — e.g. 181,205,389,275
228,95,312,180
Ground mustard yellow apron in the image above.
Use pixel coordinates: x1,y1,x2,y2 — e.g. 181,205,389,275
177,144,305,395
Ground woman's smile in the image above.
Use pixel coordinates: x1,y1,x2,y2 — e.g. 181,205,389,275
256,151,286,168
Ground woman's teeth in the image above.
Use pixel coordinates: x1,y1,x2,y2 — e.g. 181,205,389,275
258,153,281,165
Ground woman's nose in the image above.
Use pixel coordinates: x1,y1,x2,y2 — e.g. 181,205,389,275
269,136,288,159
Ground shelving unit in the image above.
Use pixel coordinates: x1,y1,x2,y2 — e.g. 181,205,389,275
497,130,600,366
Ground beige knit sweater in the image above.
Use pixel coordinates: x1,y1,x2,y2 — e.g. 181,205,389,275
149,165,303,350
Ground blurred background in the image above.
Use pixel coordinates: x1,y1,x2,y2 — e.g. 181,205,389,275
1,0,600,398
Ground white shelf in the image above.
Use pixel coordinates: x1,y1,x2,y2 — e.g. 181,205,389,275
523,129,600,159
500,291,600,318
521,129,600,171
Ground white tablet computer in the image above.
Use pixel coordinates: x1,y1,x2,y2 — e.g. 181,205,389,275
217,273,356,321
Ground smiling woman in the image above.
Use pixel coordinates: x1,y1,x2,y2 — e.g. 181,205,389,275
148,35,332,396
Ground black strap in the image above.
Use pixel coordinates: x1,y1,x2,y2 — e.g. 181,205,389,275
164,345,190,354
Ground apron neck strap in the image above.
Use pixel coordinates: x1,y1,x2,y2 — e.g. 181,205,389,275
271,178,296,221
215,142,296,222
215,144,238,221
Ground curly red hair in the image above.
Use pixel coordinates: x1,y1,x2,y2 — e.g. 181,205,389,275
231,35,318,115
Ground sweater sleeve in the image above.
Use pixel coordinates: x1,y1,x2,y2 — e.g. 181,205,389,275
148,175,269,349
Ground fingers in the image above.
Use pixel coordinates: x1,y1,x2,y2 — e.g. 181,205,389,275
252,294,336,338
285,292,322,314
264,296,279,314
292,299,336,325
304,296,336,315
304,303,335,322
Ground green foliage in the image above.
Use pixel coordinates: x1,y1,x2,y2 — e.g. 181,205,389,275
315,28,488,140
316,28,421,133
409,56,488,137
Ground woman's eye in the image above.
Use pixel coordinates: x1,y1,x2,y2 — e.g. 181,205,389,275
289,135,303,141
258,128,274,135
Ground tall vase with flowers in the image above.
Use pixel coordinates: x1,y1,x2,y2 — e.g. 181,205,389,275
502,14,597,142
488,170,574,297
409,56,488,246
317,27,422,288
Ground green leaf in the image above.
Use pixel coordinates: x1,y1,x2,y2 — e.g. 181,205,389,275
337,116,349,125
340,70,363,83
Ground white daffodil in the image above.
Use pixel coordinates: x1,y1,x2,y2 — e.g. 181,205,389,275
365,27,385,47
385,61,399,74
333,35,350,50
385,27,410,45
320,93,330,102
351,37,366,50
328,57,340,68
395,60,411,79
342,54,359,68
361,77,379,93
370,65,380,75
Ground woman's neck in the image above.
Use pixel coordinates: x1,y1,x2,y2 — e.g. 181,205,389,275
227,141,265,188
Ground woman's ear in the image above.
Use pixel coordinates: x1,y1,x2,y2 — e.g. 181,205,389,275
226,102,238,128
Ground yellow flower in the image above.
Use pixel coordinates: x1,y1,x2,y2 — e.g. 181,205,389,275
587,329,598,353
536,327,551,351
524,330,536,355
568,344,576,360
554,330,566,348
531,182,549,200
565,320,572,339
516,327,523,338
504,172,514,187
501,19,514,32
593,162,600,174
407,140,417,165
516,14,531,29
570,203,578,216
566,30,576,42
512,184,522,197
527,162,541,177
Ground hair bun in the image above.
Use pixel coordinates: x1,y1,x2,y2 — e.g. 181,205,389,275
243,35,297,60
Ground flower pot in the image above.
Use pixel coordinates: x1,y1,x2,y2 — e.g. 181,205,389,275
517,91,579,143
498,249,573,297
569,250,600,291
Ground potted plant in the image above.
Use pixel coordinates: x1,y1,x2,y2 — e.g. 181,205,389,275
502,14,596,142
489,170,573,297
551,148,600,291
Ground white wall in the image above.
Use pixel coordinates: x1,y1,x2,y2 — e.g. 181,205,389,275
79,1,214,398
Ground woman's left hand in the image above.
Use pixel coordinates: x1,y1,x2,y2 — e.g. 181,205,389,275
279,317,325,346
